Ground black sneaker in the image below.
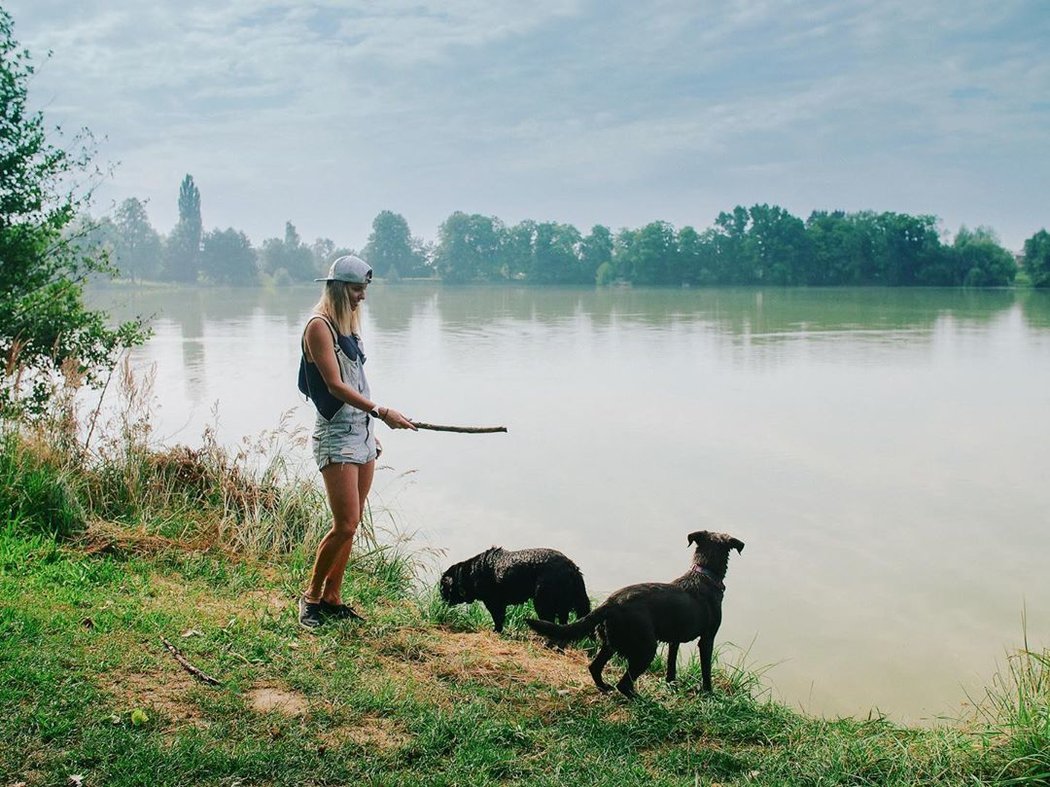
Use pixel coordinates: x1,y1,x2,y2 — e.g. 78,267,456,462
320,599,366,622
298,596,324,630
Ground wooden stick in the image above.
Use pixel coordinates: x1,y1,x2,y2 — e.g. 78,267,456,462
161,637,222,686
411,421,508,434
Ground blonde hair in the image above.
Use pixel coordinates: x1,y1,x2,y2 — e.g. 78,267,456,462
314,281,362,336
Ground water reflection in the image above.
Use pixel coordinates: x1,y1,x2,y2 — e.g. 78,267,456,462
375,283,1026,338
91,283,1034,339
1017,289,1050,329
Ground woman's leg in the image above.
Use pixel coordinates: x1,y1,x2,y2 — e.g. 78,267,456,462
321,459,375,604
305,462,364,602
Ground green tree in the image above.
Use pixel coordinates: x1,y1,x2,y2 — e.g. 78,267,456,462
362,210,422,278
870,212,945,286
580,225,613,284
502,220,536,281
602,228,636,285
200,228,257,285
433,212,504,283
805,210,871,285
711,207,754,284
112,197,162,281
261,222,314,283
0,9,145,417
1022,229,1050,288
948,226,1016,287
675,225,709,285
311,237,336,276
433,212,473,282
409,237,434,277
281,222,314,282
616,221,676,285
743,204,810,284
530,222,581,284
163,174,202,282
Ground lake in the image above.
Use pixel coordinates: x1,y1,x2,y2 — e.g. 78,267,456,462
88,283,1050,723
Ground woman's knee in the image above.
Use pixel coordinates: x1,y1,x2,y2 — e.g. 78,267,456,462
332,517,359,539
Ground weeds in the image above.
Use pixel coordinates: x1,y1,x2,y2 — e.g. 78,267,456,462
970,616,1050,785
2,357,395,560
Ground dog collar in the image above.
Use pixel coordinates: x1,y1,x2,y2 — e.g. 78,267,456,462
692,565,725,591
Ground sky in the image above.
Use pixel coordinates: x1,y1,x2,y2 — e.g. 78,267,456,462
6,0,1050,252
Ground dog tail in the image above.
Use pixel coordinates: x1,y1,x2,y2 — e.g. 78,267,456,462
572,573,591,619
526,605,606,644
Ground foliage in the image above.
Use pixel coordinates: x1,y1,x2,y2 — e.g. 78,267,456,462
433,211,505,283
0,356,348,558
502,220,536,280
530,221,582,284
617,221,677,285
162,174,202,283
362,209,429,278
1023,230,1050,288
971,626,1050,785
56,188,1031,292
0,429,84,537
579,224,613,283
112,197,163,281
419,205,1022,288
200,227,257,285
260,221,315,282
0,9,146,418
952,227,1017,287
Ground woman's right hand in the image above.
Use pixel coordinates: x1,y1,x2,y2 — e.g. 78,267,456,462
380,407,417,430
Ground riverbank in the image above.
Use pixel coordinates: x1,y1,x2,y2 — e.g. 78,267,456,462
2,395,1047,786
4,522,1046,786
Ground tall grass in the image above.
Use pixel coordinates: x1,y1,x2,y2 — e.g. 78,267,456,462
0,430,85,537
972,620,1050,785
1,357,412,569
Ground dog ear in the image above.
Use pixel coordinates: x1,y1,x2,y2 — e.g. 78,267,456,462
687,531,708,547
730,538,745,554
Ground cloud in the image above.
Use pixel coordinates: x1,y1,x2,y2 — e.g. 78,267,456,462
7,0,1050,249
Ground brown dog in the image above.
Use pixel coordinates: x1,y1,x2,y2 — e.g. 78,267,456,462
525,530,744,698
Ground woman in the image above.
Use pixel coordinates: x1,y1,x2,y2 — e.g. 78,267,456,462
297,254,416,629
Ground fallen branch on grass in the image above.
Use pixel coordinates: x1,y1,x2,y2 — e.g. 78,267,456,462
161,637,222,686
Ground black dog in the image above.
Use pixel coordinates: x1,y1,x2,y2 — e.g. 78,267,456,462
439,547,590,634
526,530,744,698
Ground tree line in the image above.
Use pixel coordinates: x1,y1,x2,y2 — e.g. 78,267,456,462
79,179,432,286
423,207,1050,288
89,182,1050,289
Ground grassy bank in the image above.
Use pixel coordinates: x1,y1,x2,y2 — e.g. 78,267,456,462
2,374,1048,786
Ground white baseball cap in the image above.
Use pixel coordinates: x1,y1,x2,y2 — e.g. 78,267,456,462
315,255,373,284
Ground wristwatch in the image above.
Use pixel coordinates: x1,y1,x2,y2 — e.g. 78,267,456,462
369,406,382,419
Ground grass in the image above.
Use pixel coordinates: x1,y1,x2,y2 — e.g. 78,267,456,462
3,526,1043,786
2,364,1048,786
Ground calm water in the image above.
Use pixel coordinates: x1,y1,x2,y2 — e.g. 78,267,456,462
88,283,1050,723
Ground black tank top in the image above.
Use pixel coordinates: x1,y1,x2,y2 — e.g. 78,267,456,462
297,316,366,421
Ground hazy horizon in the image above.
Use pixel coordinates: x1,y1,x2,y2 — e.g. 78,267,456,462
8,1,1050,252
